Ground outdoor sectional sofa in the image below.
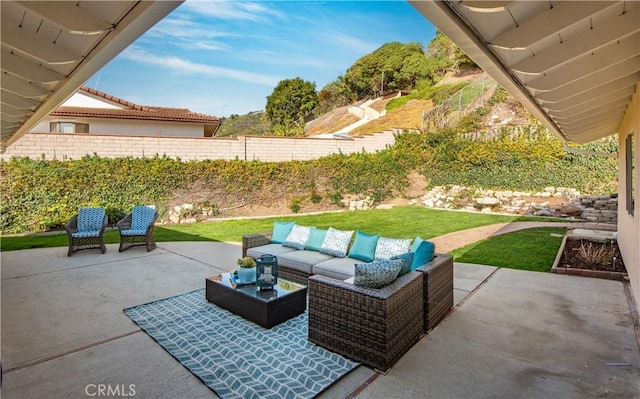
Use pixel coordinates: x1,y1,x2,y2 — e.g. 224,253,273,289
242,225,454,333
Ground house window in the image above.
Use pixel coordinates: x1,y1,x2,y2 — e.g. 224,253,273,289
50,122,89,133
626,133,635,216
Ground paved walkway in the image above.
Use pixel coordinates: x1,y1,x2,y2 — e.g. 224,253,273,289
430,221,617,253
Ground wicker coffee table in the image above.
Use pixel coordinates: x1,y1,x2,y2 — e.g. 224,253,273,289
205,273,307,328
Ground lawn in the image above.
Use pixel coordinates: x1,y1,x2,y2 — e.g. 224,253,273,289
1,206,551,251
451,227,566,272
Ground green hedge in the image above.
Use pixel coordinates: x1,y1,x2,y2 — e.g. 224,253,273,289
394,129,618,193
0,131,617,234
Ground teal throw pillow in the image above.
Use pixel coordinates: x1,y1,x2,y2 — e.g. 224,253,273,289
412,236,425,252
272,221,295,244
319,227,354,258
305,228,327,251
411,240,435,270
348,230,380,262
391,251,415,276
354,259,403,289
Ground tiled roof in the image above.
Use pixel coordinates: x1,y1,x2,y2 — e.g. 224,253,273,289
50,86,221,124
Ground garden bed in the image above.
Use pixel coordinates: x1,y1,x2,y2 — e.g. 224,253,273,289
552,229,627,281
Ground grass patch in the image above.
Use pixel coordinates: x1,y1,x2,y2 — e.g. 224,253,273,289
451,227,566,272
0,206,554,252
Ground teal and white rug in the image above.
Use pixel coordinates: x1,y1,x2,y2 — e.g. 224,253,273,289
124,289,359,399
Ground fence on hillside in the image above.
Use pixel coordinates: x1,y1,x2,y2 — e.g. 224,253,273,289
421,74,497,131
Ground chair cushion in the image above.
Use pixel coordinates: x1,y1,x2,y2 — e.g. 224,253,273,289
319,227,354,258
348,230,379,262
77,208,105,232
283,225,311,250
374,237,411,261
354,259,403,289
305,228,327,252
391,251,415,276
131,206,156,231
72,230,102,238
412,240,435,270
272,221,295,244
121,228,148,236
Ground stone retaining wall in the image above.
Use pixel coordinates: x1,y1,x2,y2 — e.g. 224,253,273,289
413,185,618,223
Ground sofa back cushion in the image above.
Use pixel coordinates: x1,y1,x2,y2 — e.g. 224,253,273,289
272,221,295,244
305,228,328,251
354,259,402,288
319,227,354,258
348,230,380,262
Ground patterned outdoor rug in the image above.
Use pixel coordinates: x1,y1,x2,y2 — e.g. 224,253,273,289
124,289,359,399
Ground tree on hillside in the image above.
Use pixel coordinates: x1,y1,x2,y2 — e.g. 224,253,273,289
427,30,477,75
343,42,432,99
317,76,354,115
266,77,318,136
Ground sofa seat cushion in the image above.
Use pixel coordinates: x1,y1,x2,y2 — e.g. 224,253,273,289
246,244,297,259
277,250,334,275
312,257,361,281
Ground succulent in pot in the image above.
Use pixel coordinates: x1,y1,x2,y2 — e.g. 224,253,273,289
236,257,257,283
237,256,257,268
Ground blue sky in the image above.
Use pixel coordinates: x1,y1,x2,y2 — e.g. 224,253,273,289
85,1,436,118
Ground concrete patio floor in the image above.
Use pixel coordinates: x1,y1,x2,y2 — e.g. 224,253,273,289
1,242,639,398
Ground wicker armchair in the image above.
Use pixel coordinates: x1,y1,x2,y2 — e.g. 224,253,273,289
65,207,108,257
308,271,424,372
117,206,158,252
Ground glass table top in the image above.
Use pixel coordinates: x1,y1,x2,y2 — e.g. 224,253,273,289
210,272,306,302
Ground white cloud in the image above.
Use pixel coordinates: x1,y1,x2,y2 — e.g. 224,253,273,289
324,32,378,55
122,47,280,86
144,14,234,52
181,0,284,22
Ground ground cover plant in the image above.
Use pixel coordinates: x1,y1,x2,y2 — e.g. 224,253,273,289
451,227,567,272
1,206,549,252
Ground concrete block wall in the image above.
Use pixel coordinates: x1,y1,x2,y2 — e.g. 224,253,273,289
1,130,397,162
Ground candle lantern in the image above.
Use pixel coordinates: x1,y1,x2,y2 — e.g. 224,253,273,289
256,254,278,290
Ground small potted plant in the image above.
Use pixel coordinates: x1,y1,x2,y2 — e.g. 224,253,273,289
236,256,257,283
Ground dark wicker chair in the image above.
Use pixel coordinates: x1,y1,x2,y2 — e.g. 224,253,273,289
308,271,424,372
65,207,108,257
117,206,158,252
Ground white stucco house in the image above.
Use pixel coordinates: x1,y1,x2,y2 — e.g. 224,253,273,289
29,86,221,138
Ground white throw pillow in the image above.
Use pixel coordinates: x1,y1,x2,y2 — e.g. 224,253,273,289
319,227,354,258
282,225,312,250
374,237,412,261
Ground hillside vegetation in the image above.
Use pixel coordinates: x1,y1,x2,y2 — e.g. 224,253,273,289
0,35,619,235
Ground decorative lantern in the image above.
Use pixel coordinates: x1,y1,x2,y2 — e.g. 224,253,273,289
256,254,278,290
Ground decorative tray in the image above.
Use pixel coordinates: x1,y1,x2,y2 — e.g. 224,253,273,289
229,272,255,287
